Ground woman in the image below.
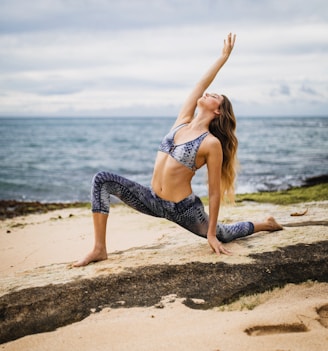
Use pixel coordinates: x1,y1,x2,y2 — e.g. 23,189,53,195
74,33,282,267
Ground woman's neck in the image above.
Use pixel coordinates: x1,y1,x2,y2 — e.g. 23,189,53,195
190,112,214,130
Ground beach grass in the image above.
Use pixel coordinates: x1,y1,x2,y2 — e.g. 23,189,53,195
235,183,328,205
201,183,328,206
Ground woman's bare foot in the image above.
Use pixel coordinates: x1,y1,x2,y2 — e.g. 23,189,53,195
266,216,283,231
253,216,283,233
73,248,108,267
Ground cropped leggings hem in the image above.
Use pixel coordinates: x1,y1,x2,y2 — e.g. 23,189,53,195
91,171,254,243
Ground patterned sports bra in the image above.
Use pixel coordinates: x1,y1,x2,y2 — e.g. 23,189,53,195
158,124,209,171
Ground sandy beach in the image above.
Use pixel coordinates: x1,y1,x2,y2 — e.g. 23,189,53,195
1,200,328,350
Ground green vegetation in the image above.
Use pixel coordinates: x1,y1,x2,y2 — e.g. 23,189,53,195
235,184,328,205
201,183,328,206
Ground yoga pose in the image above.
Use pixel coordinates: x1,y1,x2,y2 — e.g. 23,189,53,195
74,33,282,267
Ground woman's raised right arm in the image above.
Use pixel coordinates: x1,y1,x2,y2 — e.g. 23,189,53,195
173,33,236,128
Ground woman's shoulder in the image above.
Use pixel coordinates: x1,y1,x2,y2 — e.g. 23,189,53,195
205,133,222,146
202,133,223,154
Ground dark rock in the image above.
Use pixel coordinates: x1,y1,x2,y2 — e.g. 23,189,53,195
303,174,328,186
0,200,88,220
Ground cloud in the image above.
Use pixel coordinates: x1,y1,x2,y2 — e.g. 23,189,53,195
0,0,327,117
272,84,291,97
300,83,319,96
1,0,327,33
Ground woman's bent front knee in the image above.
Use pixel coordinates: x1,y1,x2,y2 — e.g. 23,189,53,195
91,171,114,214
92,171,113,189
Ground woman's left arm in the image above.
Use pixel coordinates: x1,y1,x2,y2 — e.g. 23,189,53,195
206,139,232,255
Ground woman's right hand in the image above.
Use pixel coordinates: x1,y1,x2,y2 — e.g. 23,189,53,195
221,33,236,59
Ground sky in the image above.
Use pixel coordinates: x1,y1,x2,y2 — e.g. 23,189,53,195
0,0,327,118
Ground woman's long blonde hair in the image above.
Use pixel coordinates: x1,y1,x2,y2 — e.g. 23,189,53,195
209,94,238,203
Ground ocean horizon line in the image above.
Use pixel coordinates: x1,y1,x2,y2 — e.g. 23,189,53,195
1,115,328,119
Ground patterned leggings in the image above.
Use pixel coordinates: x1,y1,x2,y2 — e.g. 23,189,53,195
91,171,254,243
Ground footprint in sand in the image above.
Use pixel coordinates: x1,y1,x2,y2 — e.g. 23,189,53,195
317,304,328,329
245,303,328,336
244,323,308,336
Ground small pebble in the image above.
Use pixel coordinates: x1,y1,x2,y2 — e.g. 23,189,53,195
155,302,164,309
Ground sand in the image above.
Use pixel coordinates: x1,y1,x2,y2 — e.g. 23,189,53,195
0,200,328,350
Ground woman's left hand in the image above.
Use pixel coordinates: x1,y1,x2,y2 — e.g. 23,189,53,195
207,235,232,256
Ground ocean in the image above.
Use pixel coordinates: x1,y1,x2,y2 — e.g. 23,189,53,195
0,116,327,203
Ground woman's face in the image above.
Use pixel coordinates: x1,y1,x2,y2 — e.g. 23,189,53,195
199,93,223,113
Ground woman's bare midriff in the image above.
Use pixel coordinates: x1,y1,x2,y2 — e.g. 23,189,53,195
151,152,195,202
